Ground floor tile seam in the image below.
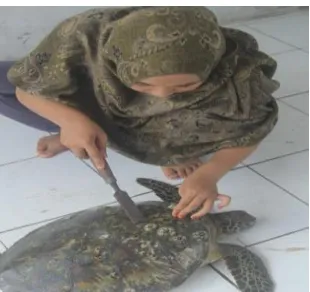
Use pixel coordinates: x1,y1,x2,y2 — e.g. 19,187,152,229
244,149,309,167
279,99,309,116
246,227,309,248
246,165,309,206
242,23,308,51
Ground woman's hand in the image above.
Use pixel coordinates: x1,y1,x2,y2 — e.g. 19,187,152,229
60,115,108,169
171,145,261,219
172,169,231,220
15,88,108,169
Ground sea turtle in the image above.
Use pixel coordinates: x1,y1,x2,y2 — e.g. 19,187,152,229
0,178,273,292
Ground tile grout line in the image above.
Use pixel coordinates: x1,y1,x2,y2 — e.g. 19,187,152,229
1,146,307,177
242,23,308,51
246,165,309,206
210,265,238,289
1,150,308,233
229,18,305,55
244,148,309,168
246,227,309,248
3,148,305,171
0,194,135,234
271,48,303,56
228,10,308,28
276,90,309,100
0,156,37,168
81,149,310,185
0,216,64,235
226,22,300,56
1,150,308,237
0,188,160,234
0,239,7,251
279,99,309,116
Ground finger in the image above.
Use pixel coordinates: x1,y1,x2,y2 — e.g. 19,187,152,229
85,144,106,170
216,194,231,209
36,142,46,152
72,148,88,159
177,196,206,219
168,171,180,180
197,160,203,166
96,134,108,158
185,167,193,177
79,150,89,160
177,168,187,179
172,191,196,217
191,199,214,219
170,172,180,179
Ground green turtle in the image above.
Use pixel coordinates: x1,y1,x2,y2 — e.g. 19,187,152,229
0,178,273,292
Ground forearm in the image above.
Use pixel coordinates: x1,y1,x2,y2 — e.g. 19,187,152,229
15,87,86,127
199,145,258,181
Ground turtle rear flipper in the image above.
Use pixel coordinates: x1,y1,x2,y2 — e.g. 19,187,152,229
219,243,274,292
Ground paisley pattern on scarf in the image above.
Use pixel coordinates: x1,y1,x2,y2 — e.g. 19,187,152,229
7,7,279,166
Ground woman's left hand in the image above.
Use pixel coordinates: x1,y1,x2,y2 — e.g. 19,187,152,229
172,170,231,220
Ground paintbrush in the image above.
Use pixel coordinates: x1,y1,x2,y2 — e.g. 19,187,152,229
92,160,146,224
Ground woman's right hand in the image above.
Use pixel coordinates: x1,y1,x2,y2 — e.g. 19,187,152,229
15,88,108,169
60,115,108,170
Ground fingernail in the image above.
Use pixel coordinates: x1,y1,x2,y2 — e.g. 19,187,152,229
172,209,179,215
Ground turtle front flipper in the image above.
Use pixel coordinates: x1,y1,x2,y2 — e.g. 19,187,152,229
219,243,274,292
136,178,180,204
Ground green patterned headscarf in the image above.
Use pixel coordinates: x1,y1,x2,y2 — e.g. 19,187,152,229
103,7,226,85
7,7,279,166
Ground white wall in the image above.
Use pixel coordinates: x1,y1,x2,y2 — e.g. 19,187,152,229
0,6,300,60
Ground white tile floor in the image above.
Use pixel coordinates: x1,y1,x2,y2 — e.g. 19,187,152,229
0,10,308,292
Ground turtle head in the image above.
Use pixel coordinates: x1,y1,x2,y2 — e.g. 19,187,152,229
211,211,256,235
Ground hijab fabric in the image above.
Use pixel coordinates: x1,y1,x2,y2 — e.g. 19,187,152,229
7,7,279,166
